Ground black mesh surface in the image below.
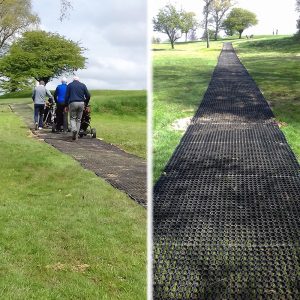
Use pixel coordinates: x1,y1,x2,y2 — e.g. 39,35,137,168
153,43,300,298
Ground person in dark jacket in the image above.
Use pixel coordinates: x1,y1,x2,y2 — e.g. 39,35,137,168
54,77,68,131
65,76,90,140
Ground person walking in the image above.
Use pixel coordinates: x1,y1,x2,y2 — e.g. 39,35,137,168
65,76,90,140
32,80,53,130
54,77,68,132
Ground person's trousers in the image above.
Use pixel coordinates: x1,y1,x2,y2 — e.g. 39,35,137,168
69,101,84,133
34,104,45,128
63,111,69,132
56,104,68,131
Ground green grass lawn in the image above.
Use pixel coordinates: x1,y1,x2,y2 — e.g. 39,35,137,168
0,104,146,299
153,41,223,180
153,36,300,181
89,90,146,159
233,35,300,160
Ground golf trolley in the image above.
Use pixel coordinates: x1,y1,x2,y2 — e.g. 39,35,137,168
43,98,56,130
78,105,96,138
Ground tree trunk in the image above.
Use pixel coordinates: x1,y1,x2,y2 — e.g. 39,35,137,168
205,10,210,48
239,31,242,39
205,18,209,48
206,32,210,48
185,32,188,42
167,32,175,49
214,22,219,41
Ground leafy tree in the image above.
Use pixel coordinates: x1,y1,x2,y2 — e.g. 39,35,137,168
202,28,218,40
181,12,198,42
153,4,183,49
296,0,300,34
189,29,198,41
0,30,86,92
152,37,161,44
202,0,214,48
223,8,258,39
211,0,234,40
0,0,39,53
60,0,73,21
224,25,236,37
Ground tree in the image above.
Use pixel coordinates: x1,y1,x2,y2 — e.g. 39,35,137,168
223,8,258,39
181,12,198,42
0,0,39,53
0,30,86,92
224,25,236,37
189,29,198,41
153,4,183,49
59,0,73,21
296,0,300,34
211,0,234,40
202,0,214,48
152,36,161,44
202,29,217,40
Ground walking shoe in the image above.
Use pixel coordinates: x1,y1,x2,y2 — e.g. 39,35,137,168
35,122,38,130
72,130,77,140
38,127,43,130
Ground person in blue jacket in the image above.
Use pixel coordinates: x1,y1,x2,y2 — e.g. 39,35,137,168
54,77,68,131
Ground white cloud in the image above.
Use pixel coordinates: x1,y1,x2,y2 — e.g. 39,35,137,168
32,0,147,90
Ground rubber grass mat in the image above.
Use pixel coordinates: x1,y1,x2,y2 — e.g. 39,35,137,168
153,43,300,299
10,103,147,207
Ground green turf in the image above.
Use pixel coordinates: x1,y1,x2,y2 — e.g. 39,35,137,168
233,35,300,161
0,89,32,100
0,89,146,158
0,104,146,299
89,90,146,158
153,41,223,181
153,36,300,181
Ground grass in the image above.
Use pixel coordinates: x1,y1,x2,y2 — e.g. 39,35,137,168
153,41,223,180
153,35,300,181
0,104,146,299
0,89,147,158
233,35,300,160
89,90,146,158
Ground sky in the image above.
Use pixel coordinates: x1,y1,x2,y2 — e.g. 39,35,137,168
32,0,147,90
152,0,298,39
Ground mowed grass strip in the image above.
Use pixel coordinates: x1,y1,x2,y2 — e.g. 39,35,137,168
153,41,222,181
234,35,300,160
0,105,146,299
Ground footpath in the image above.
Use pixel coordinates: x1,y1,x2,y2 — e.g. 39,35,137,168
153,43,300,298
11,103,147,207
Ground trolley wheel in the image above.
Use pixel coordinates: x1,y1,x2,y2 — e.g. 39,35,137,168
91,128,96,138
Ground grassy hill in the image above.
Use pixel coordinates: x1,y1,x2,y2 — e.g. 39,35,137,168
233,36,300,160
0,103,146,299
153,35,300,181
89,90,146,159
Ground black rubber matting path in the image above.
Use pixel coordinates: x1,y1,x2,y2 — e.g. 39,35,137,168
153,43,300,298
10,103,147,207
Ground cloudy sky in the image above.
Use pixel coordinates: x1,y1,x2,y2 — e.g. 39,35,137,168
153,0,298,39
32,0,147,90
